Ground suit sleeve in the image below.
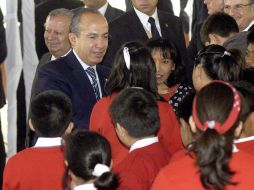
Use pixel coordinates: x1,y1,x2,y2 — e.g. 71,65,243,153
34,63,71,97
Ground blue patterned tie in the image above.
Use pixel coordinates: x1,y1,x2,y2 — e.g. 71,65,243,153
148,17,160,39
86,67,100,101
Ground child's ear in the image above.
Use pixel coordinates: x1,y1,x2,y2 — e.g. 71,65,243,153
189,116,197,133
116,123,125,137
65,122,74,134
29,119,35,131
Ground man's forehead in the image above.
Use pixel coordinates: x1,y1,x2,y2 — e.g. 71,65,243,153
224,0,249,5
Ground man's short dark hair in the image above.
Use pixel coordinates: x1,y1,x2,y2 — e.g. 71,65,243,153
30,90,72,137
70,7,101,36
109,88,160,138
200,12,239,45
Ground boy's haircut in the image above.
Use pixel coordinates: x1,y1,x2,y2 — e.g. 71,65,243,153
30,90,72,137
200,12,239,45
247,30,254,45
110,88,160,138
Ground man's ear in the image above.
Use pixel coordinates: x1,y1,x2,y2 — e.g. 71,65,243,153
189,116,197,133
209,33,221,45
29,119,35,131
69,33,77,47
116,123,126,137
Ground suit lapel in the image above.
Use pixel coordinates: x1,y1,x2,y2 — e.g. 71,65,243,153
64,51,97,102
248,23,254,31
104,4,113,21
96,65,109,96
158,11,171,38
126,10,149,41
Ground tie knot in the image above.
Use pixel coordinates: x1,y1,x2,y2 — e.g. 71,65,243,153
86,67,96,79
148,17,155,25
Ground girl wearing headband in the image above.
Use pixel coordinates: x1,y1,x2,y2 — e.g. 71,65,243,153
146,38,193,114
152,81,254,190
192,44,243,91
62,130,119,190
90,41,183,167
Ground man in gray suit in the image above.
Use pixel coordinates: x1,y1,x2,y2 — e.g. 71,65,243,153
82,0,124,22
31,8,73,99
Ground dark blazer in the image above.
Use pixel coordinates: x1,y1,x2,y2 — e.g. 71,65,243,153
30,52,52,101
35,0,83,59
187,22,204,82
104,4,125,22
34,50,111,129
103,9,187,69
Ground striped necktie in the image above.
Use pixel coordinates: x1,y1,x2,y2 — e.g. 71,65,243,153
85,67,100,101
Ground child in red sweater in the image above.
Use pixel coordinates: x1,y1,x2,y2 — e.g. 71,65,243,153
110,88,169,190
3,90,73,190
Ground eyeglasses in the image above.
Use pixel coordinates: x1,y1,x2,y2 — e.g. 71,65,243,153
224,3,254,12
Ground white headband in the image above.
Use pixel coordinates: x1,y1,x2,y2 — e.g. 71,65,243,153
92,163,110,177
123,47,130,70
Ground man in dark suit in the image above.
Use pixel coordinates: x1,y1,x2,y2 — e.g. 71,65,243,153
103,0,187,75
31,8,73,100
35,0,83,59
125,0,174,14
224,0,254,31
34,8,110,130
83,0,124,22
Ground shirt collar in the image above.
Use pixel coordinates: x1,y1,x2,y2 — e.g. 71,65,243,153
74,183,96,190
51,49,72,61
72,49,96,71
129,136,158,152
84,2,108,16
134,7,158,25
234,135,254,143
133,7,160,34
243,20,254,31
98,2,108,16
34,137,62,148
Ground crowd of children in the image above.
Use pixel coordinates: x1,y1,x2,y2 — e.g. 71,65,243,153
2,37,254,190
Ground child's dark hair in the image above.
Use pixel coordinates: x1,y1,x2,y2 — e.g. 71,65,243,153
109,88,160,138
233,81,254,115
146,38,187,86
30,90,72,137
200,12,239,45
195,44,242,82
177,92,195,122
63,130,119,190
190,82,246,190
105,41,158,97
